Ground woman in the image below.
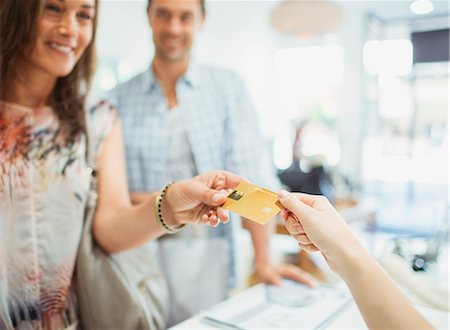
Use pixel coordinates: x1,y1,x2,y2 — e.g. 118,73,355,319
0,0,239,328
278,191,434,329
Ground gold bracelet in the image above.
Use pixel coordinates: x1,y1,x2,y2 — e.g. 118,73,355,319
155,182,186,234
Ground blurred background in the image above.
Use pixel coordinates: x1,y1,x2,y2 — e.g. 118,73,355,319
93,0,448,282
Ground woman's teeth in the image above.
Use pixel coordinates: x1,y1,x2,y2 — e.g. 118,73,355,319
48,42,73,53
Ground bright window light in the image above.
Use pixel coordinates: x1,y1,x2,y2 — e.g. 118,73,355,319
363,39,413,76
273,133,293,170
362,135,448,183
274,45,344,119
118,59,133,81
378,75,413,119
100,71,117,91
273,45,343,169
301,126,341,166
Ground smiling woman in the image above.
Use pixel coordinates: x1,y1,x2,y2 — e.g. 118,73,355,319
0,0,98,143
0,1,99,326
0,0,244,329
33,0,95,76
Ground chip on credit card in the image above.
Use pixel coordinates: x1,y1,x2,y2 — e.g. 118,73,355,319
221,181,281,225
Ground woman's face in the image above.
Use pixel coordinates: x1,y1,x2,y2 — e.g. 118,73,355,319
23,0,95,78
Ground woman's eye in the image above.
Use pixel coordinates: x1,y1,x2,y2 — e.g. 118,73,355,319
44,4,62,14
78,12,93,21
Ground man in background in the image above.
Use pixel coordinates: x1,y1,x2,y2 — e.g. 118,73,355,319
106,0,316,325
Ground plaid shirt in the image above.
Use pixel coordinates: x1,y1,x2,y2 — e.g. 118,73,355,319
106,61,280,193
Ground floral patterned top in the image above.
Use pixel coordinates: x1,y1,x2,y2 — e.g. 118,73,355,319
0,100,117,329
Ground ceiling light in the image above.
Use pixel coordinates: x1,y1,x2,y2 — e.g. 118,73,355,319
410,0,434,15
271,0,343,37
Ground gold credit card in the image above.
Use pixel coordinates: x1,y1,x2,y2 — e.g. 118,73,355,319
221,181,281,225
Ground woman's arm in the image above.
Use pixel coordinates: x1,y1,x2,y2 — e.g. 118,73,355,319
278,192,433,329
92,121,241,253
343,251,433,329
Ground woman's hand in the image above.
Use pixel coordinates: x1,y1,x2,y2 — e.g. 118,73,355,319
162,170,243,227
278,191,366,277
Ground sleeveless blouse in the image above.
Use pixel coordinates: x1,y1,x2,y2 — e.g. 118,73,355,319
0,100,117,329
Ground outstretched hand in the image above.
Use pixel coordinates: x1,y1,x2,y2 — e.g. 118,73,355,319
163,170,243,227
277,191,365,276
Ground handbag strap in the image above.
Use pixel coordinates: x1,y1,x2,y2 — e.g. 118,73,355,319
84,108,96,172
84,109,98,224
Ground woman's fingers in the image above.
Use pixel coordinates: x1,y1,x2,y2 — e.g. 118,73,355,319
293,233,311,245
293,193,331,209
278,191,314,223
299,243,320,252
199,207,229,227
285,215,305,235
208,171,243,191
208,214,219,227
284,214,318,250
200,213,210,224
216,207,230,223
280,209,289,220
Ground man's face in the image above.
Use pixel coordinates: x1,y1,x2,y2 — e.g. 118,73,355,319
148,0,204,62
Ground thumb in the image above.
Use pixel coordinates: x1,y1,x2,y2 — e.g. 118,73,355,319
278,190,314,223
194,183,228,206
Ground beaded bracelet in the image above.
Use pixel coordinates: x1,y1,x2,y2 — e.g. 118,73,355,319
155,182,186,234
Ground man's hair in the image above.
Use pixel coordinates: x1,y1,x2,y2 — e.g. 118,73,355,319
0,0,99,142
147,0,206,15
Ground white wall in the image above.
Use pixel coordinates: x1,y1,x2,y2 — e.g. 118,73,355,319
97,1,151,72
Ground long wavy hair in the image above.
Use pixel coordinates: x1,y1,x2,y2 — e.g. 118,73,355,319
0,0,99,142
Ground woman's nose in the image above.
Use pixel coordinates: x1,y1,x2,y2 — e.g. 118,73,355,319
58,12,78,36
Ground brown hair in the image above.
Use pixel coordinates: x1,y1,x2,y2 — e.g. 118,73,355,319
147,0,206,15
0,0,99,142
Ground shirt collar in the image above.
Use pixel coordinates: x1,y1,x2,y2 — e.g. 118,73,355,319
146,58,200,92
145,65,158,92
183,59,199,88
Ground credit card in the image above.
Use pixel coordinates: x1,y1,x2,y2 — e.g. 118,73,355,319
221,181,281,225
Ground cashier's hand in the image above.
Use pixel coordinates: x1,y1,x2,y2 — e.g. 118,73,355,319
164,170,242,227
255,262,318,287
277,191,366,277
